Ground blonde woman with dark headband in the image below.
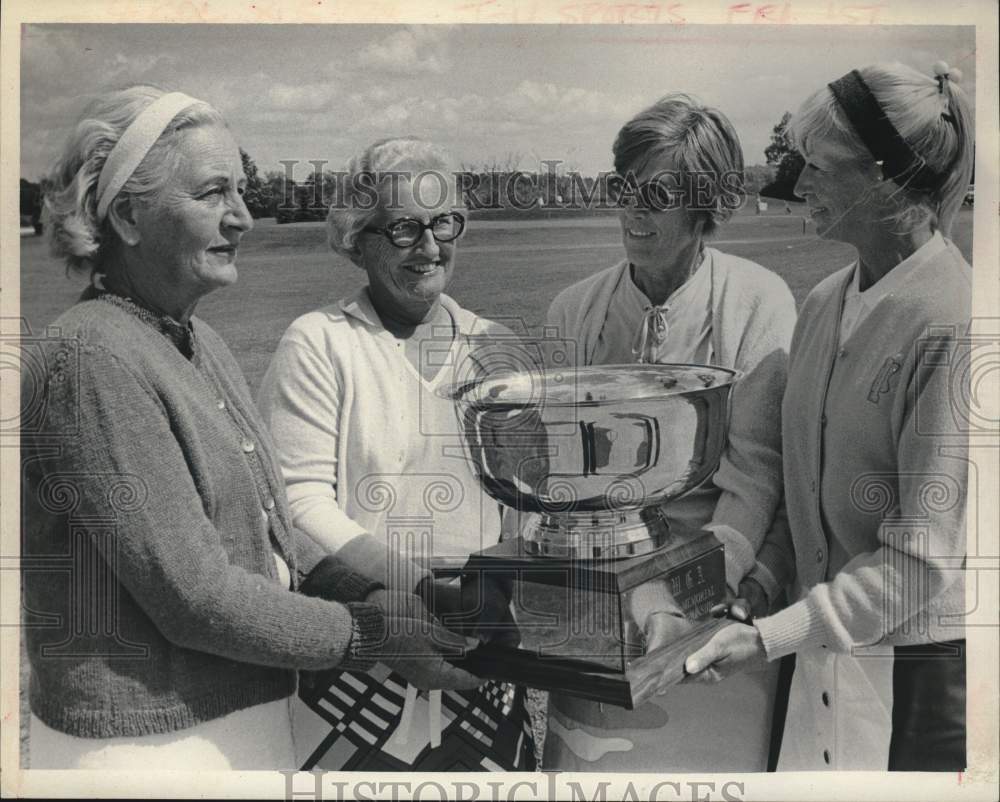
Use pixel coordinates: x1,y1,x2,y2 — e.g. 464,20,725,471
684,61,973,771
22,86,478,769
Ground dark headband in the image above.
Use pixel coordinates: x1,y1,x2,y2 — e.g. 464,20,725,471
827,69,946,193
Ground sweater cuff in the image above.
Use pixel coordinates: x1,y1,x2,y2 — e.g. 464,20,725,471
704,524,756,594
341,602,387,672
754,599,830,661
299,555,385,602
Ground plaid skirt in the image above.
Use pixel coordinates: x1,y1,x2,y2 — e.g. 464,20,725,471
295,664,536,771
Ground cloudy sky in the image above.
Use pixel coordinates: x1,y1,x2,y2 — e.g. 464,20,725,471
20,23,975,181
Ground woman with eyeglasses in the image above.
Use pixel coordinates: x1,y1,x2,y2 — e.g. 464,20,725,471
541,94,797,771
257,137,536,771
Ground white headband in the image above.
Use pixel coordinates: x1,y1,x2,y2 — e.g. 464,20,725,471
95,92,203,222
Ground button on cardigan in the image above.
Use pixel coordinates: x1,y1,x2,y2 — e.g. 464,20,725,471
22,293,375,738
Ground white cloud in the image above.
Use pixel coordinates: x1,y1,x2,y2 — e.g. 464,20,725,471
498,80,640,126
356,27,451,76
262,82,338,113
321,78,636,164
20,24,976,183
363,102,413,128
20,26,178,177
345,86,388,105
22,27,171,99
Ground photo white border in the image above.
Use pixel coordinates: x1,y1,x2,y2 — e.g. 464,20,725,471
2,0,997,799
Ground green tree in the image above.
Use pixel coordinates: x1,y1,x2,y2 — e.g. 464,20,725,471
265,170,293,216
240,149,271,219
759,111,805,201
743,164,777,197
764,111,794,166
20,178,44,234
775,151,806,191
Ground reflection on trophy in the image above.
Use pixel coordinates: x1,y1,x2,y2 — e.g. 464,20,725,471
440,363,739,709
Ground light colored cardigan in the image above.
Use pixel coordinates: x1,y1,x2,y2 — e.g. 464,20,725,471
257,289,504,558
755,239,971,657
547,249,798,597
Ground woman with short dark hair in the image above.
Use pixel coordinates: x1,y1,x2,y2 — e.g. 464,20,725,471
543,93,797,771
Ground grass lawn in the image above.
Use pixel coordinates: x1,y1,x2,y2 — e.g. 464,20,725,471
16,207,974,767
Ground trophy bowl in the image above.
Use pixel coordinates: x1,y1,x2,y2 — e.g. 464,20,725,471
439,363,741,707
446,363,739,559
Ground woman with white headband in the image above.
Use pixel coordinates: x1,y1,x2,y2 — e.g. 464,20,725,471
684,61,973,771
22,85,480,770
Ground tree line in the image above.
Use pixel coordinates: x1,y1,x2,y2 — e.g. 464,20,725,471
21,114,803,231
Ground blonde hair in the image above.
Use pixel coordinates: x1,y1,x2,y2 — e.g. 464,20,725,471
45,85,224,276
327,137,455,262
790,62,973,236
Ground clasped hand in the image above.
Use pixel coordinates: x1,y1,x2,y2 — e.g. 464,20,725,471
681,578,770,685
416,573,520,649
363,588,482,691
641,578,770,694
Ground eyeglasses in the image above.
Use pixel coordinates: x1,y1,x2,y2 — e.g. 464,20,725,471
607,174,683,212
363,211,466,248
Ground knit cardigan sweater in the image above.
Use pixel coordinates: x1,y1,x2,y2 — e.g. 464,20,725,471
755,240,971,658
547,249,798,598
21,295,377,738
256,289,506,556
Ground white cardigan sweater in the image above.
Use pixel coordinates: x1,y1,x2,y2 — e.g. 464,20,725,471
755,236,971,657
257,289,505,561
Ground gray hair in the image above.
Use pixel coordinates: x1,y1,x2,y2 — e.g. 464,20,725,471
612,93,745,236
327,137,455,263
789,62,974,236
45,85,225,275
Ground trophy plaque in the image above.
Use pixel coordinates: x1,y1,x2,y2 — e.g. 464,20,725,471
440,363,739,709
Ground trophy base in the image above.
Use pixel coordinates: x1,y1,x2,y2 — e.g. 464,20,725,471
522,506,669,559
451,617,731,709
445,521,727,706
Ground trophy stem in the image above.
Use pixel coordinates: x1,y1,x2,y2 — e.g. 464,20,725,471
522,505,670,560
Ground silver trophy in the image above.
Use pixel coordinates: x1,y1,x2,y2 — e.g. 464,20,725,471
441,363,738,708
